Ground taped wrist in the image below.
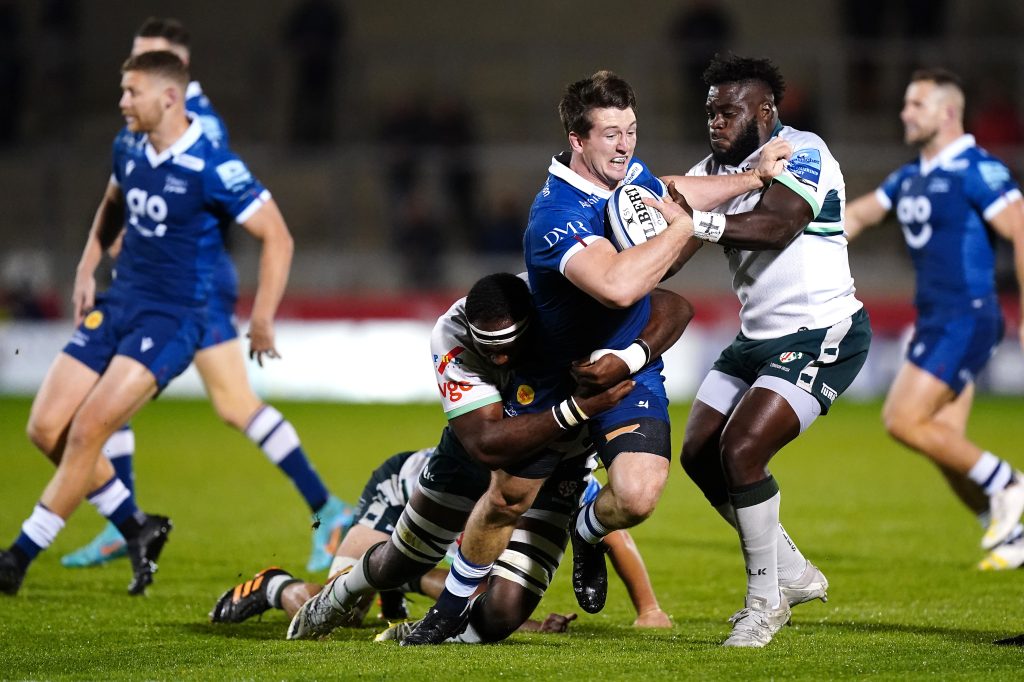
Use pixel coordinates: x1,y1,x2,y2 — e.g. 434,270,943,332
692,210,726,243
552,396,590,430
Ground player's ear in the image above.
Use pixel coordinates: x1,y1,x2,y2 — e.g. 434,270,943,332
568,131,584,153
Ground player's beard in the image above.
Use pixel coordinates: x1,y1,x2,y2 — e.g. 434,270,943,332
711,117,762,168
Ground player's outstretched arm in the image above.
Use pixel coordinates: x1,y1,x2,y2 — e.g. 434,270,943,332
238,198,295,366
604,530,671,628
987,196,1024,345
449,379,634,470
571,288,694,395
73,180,124,324
661,138,793,211
844,192,889,241
690,181,814,251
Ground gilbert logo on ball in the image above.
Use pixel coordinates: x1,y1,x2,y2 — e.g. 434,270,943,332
606,184,668,251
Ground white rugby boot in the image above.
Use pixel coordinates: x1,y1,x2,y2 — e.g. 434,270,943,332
982,473,1024,550
723,594,791,648
779,560,829,608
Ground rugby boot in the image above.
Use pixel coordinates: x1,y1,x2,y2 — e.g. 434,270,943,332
308,495,356,573
127,514,173,596
61,522,127,568
0,550,26,596
722,594,791,648
399,606,469,646
570,510,609,614
779,560,829,607
210,567,297,623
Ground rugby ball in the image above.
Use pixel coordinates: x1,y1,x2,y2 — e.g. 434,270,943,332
606,184,668,251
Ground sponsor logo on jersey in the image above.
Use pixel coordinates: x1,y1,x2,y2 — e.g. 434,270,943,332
542,220,590,247
623,162,643,185
140,337,154,353
215,159,253,191
779,351,803,363
173,153,205,172
927,178,950,193
435,346,465,375
125,160,136,177
636,400,649,409
84,310,104,329
820,382,838,402
516,384,535,405
163,175,189,194
978,161,1011,191
438,380,473,402
787,148,821,189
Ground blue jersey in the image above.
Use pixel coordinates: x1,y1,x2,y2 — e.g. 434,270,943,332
109,117,270,308
524,153,667,372
186,81,229,148
876,134,1021,319
185,81,239,312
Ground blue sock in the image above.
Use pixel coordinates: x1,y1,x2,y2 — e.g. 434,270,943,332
245,405,329,512
87,477,143,536
12,533,43,565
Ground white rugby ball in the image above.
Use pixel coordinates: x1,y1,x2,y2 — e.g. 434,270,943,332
606,184,668,251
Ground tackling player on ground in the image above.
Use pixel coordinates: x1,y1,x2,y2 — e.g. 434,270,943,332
844,68,1024,570
61,17,353,574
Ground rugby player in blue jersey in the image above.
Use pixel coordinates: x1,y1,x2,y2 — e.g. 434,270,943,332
61,17,354,574
845,68,1024,569
400,70,793,646
0,51,295,596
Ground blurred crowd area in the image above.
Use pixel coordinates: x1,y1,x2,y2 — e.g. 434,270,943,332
1,0,1023,319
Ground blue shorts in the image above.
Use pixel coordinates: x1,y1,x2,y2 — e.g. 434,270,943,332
908,311,1004,394
63,295,204,390
199,289,239,350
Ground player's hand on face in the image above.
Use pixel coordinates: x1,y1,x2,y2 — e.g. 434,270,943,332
247,318,280,367
753,138,793,185
72,273,96,326
571,352,630,397
633,608,672,629
538,612,577,633
574,378,634,417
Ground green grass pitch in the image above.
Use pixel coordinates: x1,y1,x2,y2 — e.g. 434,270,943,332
1,396,1022,680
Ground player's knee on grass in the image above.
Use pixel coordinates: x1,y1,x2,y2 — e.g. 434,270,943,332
471,582,541,642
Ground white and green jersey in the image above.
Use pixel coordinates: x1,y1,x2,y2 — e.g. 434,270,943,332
687,124,862,339
430,298,512,419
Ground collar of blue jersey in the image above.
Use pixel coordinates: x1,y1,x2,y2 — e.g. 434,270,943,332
919,134,975,176
185,80,204,102
144,115,203,168
548,153,614,200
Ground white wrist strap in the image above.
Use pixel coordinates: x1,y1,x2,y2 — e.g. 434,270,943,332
692,210,726,243
590,342,648,375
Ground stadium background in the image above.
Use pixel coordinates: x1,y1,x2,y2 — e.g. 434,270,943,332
0,0,1022,398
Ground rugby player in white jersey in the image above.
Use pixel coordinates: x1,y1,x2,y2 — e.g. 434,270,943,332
284,273,687,642
648,55,872,648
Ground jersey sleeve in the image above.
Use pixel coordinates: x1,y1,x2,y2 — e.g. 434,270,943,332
773,136,837,219
875,166,908,211
525,205,602,275
204,151,272,224
431,306,502,419
963,156,1023,221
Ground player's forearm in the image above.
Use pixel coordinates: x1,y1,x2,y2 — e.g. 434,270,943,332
701,209,804,251
665,173,763,211
464,412,567,469
843,193,886,240
606,531,661,615
598,230,690,308
250,232,294,324
644,289,694,359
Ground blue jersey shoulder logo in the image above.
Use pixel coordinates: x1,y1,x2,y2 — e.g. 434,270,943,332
623,162,644,185
978,161,1010,191
787,148,821,188
215,160,252,191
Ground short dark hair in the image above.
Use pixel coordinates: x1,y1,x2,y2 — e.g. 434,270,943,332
703,54,786,106
135,17,191,49
465,273,532,326
558,70,637,137
909,67,963,91
121,51,190,90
